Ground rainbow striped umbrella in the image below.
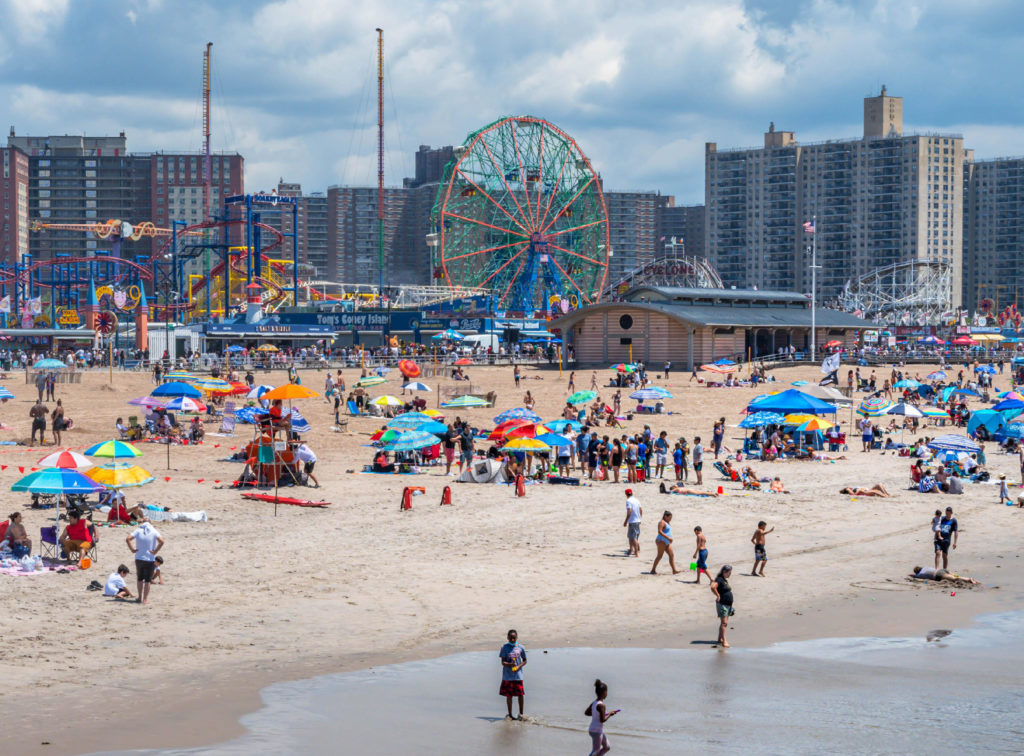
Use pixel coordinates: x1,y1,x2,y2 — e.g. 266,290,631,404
857,396,894,417
920,407,950,419
84,440,143,459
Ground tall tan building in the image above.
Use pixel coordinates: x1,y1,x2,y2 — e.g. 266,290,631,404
705,89,966,307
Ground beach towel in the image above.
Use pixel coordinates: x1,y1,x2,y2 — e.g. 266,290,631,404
145,510,208,522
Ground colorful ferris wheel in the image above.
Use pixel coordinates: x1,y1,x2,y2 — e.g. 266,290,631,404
432,116,610,315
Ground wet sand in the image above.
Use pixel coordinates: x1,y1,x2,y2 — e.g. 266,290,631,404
0,361,1021,754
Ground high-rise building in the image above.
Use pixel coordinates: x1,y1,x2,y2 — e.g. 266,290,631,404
263,181,329,279
1,145,30,264
326,186,421,285
705,89,966,306
147,151,244,229
604,190,671,283
963,156,1024,312
404,145,454,189
656,203,706,260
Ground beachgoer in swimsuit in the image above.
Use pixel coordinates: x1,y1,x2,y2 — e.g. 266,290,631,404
650,511,680,575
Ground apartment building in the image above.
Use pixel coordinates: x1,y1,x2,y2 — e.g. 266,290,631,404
656,203,705,260
1,145,29,264
705,89,966,306
963,156,1024,312
604,190,671,283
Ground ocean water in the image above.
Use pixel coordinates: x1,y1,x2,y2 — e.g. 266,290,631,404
105,612,1024,756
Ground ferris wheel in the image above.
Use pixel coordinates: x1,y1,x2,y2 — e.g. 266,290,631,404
432,116,610,315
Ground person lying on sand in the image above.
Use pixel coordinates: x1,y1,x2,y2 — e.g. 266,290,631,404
839,484,892,497
659,482,719,497
909,566,979,585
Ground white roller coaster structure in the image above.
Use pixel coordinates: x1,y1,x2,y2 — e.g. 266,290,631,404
836,259,953,326
603,253,723,299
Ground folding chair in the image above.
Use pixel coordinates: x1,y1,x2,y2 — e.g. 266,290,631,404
39,526,59,559
223,401,236,417
218,415,236,435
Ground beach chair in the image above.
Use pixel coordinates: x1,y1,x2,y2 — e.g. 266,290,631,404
40,526,59,559
218,415,236,435
223,401,236,417
348,400,363,416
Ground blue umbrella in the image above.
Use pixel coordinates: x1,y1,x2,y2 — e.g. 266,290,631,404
33,359,67,370
926,371,946,380
387,412,435,429
415,421,449,435
290,408,311,434
0,387,14,400
713,358,736,365
630,388,673,401
744,389,837,415
494,407,542,424
791,380,808,386
12,467,104,495
151,381,202,398
739,411,786,428
975,365,997,375
402,382,431,392
535,432,573,447
941,387,979,402
225,345,245,353
1001,423,1024,439
991,398,1024,414
546,419,582,433
894,379,920,389
383,431,442,452
927,434,981,453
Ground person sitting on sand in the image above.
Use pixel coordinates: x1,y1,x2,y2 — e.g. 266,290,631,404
839,484,892,497
104,564,134,600
910,566,979,585
372,450,395,473
659,482,720,497
188,416,205,444
769,477,789,493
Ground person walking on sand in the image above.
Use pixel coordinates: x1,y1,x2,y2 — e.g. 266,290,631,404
514,365,521,388
935,506,958,570
126,516,164,605
650,510,681,575
751,520,774,576
590,371,598,391
585,679,619,756
29,398,47,445
622,488,642,557
692,526,709,584
712,419,724,459
499,629,527,720
568,371,575,393
710,565,735,648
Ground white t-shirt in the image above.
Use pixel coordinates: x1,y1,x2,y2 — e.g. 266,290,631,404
625,496,642,524
104,572,127,596
131,523,162,562
295,444,317,464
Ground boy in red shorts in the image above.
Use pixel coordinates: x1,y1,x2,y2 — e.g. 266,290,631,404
499,628,527,720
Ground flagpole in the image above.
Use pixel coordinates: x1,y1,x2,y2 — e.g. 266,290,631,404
810,214,818,363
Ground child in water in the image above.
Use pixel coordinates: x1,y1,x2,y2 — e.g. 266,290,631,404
585,678,619,756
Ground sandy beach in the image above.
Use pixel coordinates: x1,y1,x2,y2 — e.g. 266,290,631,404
1,361,1022,754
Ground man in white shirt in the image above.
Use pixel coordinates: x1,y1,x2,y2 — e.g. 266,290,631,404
126,517,164,605
622,489,642,557
295,442,320,488
104,564,134,600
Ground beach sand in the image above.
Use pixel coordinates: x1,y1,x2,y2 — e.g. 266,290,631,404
0,361,1021,754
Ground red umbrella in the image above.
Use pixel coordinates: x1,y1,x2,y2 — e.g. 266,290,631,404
225,381,250,395
454,358,472,366
952,336,978,346
399,359,421,379
487,418,529,441
505,423,552,439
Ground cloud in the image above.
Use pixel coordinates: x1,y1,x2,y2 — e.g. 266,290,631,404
0,0,1021,202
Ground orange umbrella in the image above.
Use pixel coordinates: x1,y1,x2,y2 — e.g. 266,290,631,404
398,359,421,379
454,358,472,366
262,384,320,401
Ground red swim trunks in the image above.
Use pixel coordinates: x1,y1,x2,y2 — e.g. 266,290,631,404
499,680,524,697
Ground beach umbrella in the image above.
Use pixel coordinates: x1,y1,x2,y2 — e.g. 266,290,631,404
247,384,273,400
630,388,672,401
32,359,68,370
152,381,202,399
926,371,946,380
387,412,435,428
992,398,1024,413
431,329,464,341
748,389,837,415
857,396,894,417
225,381,251,396
738,412,785,428
374,367,392,377
383,430,442,452
161,396,207,413
713,358,737,366
371,395,404,407
920,407,950,419
798,384,852,406
127,396,167,409
701,363,738,374
975,364,997,375
1002,423,1024,439
256,344,279,352
398,359,421,379
225,344,245,353
545,419,582,433
402,381,431,392
12,467,104,495
191,377,232,393
414,421,448,435
454,358,473,366
263,384,320,401
500,437,551,452
567,390,597,405
795,417,834,432
894,379,920,389
610,363,635,373
0,387,14,400
927,434,981,453
36,449,92,469
84,440,142,459
784,414,820,426
357,375,386,388
918,336,945,345
493,407,542,424
886,403,924,418
505,423,553,439
84,463,154,489
370,428,404,444
996,390,1024,401
441,395,488,408
422,409,445,418
941,386,979,402
488,418,530,439
163,370,197,382
791,380,808,386
952,336,978,346
535,432,573,448
289,408,311,434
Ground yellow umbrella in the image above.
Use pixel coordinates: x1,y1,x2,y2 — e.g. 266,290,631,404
371,395,404,407
784,414,818,425
256,344,279,352
422,409,445,418
262,384,320,401
795,417,834,432
84,463,154,489
500,437,551,452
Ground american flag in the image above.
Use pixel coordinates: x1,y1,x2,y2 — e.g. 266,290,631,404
802,220,815,233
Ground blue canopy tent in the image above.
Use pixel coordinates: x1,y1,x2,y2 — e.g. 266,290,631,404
744,389,837,415
967,409,1008,437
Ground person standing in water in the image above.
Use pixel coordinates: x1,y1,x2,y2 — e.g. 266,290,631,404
584,678,619,756
499,629,527,720
649,510,681,575
710,564,734,648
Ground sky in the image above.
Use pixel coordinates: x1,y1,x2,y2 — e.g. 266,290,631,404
1,0,1023,204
